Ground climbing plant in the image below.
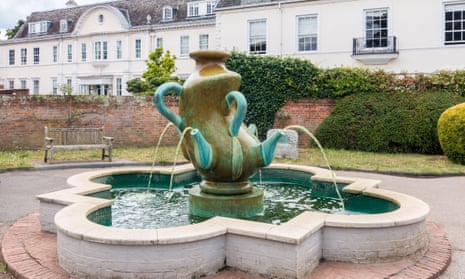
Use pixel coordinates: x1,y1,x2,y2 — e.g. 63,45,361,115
226,51,319,139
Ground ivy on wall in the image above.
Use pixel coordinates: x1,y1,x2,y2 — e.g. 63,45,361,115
226,51,319,139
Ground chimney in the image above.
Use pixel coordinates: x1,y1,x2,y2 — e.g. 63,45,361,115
66,0,78,7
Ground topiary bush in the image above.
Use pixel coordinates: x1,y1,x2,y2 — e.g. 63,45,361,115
437,102,465,164
314,91,465,154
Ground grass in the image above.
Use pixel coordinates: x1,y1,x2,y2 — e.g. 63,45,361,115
0,146,464,176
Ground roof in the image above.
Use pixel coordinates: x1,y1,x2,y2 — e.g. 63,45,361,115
216,0,311,10
15,0,214,39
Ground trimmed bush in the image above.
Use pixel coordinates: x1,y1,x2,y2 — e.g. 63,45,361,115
314,91,465,154
226,52,319,139
437,102,465,164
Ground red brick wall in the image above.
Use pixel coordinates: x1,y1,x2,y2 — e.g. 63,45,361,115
273,98,336,147
0,95,334,150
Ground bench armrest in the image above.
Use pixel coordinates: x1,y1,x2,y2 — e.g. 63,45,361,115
103,136,114,145
44,137,54,143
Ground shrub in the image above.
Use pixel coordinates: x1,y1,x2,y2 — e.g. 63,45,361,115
226,51,319,139
437,102,465,164
314,91,465,154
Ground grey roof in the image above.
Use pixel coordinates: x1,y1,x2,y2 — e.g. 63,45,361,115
15,0,214,39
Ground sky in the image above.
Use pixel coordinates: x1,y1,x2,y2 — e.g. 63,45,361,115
0,0,108,39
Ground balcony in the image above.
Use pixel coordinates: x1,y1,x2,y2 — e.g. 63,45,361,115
351,36,399,65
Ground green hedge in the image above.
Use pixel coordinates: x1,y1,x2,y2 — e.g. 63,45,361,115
226,52,319,139
438,102,465,164
314,91,465,154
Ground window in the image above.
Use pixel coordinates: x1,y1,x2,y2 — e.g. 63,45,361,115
206,1,215,14
60,19,68,33
445,3,465,44
33,80,39,94
188,2,200,17
8,80,14,89
248,19,267,54
21,48,27,64
116,40,122,59
28,21,51,34
52,79,58,95
156,37,163,49
135,39,142,58
81,43,87,61
53,46,58,63
94,41,108,60
199,34,209,50
187,1,215,17
116,78,122,96
98,14,104,24
67,79,72,92
67,44,72,62
297,15,318,51
33,47,40,64
365,9,388,48
9,49,15,65
20,80,27,89
180,35,189,56
163,6,173,20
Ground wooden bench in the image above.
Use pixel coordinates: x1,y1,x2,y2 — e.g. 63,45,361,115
44,126,114,163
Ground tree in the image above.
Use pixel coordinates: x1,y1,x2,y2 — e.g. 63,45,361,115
127,48,179,96
143,48,178,90
6,19,24,39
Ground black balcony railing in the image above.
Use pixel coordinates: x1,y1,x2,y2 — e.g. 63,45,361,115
352,36,398,55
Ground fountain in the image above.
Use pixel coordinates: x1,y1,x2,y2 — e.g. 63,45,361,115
37,50,430,279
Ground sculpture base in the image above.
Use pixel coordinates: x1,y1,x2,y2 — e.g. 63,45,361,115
189,185,264,218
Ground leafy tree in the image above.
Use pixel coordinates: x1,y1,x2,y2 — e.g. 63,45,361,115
127,48,178,96
143,48,178,89
6,19,24,39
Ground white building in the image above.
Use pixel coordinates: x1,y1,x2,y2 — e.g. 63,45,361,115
0,0,216,95
216,0,465,73
1,0,465,95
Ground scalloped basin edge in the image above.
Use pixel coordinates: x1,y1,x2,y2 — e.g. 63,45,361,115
37,163,430,279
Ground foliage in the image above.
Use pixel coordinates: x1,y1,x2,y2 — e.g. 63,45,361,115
126,78,148,95
314,91,465,154
226,51,319,138
6,19,24,39
437,102,465,164
127,48,179,96
317,68,390,97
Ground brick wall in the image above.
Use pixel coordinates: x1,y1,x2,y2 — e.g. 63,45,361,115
0,95,334,150
273,98,336,147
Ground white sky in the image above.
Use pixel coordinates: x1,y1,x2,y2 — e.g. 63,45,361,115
0,0,108,39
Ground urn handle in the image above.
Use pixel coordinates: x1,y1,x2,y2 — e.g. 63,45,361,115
153,82,184,130
225,91,247,137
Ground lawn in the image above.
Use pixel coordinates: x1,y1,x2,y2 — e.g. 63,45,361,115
1,146,464,176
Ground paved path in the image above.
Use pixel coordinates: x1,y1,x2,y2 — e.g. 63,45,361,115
0,166,463,278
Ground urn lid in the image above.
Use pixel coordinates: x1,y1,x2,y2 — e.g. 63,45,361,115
189,50,231,64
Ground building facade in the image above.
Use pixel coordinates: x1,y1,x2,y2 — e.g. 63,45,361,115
216,0,465,73
0,0,215,95
1,0,465,95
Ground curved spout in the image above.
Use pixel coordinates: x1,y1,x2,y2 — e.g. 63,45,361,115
260,130,285,166
190,129,214,170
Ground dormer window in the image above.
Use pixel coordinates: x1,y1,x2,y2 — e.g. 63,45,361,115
163,6,173,20
187,1,216,17
28,21,51,34
60,19,69,33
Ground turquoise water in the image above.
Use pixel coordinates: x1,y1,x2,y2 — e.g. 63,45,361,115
89,170,399,229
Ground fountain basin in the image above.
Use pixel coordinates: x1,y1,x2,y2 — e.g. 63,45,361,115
37,163,430,279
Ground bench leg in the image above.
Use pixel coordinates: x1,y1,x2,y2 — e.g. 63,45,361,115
108,146,112,162
101,149,105,161
44,149,48,163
